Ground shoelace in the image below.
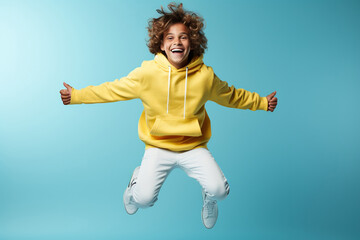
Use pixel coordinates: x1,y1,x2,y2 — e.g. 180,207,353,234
203,196,216,218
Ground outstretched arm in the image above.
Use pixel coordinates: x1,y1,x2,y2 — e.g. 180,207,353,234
209,75,268,111
266,91,278,112
209,74,278,112
60,82,72,105
59,67,142,105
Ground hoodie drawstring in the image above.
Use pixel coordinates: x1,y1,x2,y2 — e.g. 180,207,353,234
166,66,189,119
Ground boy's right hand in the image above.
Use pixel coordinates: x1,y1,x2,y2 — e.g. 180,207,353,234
60,82,72,105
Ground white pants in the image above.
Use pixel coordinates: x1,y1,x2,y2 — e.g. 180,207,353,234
130,147,230,208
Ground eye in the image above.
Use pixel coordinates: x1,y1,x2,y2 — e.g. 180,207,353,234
167,36,173,40
181,36,188,39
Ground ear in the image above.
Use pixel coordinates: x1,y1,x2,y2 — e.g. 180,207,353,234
160,42,165,51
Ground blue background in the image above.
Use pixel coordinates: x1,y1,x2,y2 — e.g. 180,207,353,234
1,0,359,239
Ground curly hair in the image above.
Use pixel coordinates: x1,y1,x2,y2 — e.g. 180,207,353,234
147,3,207,58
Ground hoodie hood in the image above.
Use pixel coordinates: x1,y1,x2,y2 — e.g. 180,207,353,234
154,53,204,73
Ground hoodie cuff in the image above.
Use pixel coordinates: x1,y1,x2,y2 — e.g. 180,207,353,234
259,97,268,111
70,88,81,104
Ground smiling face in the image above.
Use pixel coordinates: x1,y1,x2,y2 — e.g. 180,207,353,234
161,23,191,69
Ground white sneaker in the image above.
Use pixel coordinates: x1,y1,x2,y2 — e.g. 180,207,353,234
123,166,140,215
201,189,218,229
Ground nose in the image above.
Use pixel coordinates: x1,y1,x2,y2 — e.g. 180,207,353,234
173,38,182,46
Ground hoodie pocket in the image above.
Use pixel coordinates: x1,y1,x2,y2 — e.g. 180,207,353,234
150,116,202,137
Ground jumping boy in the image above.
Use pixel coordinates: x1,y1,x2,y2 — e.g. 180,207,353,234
60,3,278,229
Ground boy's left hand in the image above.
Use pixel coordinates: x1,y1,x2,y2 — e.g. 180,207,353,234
266,91,278,112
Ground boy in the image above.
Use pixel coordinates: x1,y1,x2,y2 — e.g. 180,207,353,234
60,3,278,229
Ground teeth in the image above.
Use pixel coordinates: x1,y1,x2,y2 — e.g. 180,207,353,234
171,49,183,52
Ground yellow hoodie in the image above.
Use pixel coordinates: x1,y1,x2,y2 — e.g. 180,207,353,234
70,53,268,151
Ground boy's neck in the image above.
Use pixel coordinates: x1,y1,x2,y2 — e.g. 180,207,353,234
166,52,193,69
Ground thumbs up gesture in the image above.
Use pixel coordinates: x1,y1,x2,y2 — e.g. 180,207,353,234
60,82,73,105
266,91,278,112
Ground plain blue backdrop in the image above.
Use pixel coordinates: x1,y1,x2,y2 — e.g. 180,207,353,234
1,0,359,239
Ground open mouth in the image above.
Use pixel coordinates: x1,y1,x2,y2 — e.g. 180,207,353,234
171,48,184,53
